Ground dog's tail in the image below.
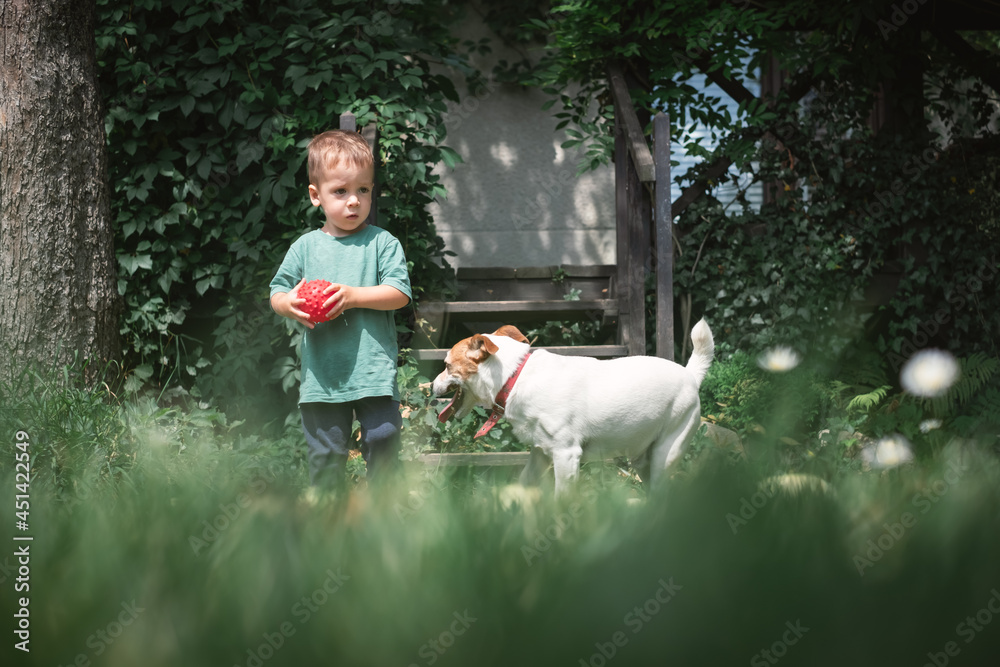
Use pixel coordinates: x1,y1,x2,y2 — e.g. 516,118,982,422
685,318,715,386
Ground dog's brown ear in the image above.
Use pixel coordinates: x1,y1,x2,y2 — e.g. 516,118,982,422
466,334,499,363
492,325,529,344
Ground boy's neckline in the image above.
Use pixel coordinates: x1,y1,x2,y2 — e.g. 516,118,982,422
320,222,368,238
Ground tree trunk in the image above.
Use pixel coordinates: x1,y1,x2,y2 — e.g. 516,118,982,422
0,0,121,386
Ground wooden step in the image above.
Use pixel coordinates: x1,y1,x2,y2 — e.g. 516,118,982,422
454,265,615,302
412,265,622,356
456,265,615,279
418,452,530,467
411,345,628,361
417,299,617,322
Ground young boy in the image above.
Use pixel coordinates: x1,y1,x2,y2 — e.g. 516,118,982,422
270,130,411,490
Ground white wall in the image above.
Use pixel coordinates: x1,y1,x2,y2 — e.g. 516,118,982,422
428,10,616,269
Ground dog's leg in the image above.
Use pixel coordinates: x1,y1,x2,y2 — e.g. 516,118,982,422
518,446,550,487
550,443,583,496
649,410,701,485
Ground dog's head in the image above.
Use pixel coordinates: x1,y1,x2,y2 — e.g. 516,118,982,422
431,325,529,423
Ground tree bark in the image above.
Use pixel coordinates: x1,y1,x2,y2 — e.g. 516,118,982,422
0,0,121,385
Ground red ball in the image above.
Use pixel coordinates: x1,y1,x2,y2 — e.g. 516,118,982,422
298,279,335,324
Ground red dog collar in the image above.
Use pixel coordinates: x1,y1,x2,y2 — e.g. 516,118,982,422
475,350,534,439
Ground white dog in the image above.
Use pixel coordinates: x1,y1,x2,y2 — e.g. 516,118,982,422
432,319,714,494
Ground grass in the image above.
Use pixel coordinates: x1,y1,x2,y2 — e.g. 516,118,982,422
4,365,1000,666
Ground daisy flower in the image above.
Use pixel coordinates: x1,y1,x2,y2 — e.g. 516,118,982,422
900,349,959,398
861,434,914,469
919,419,943,433
758,346,801,372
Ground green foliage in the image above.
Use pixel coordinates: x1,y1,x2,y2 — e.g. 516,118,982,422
817,349,1000,452
524,318,607,347
523,286,611,348
0,362,134,496
699,345,828,444
926,352,999,416
96,0,467,420
396,353,528,462
7,391,1000,666
956,380,1000,436
844,385,891,415
695,337,1000,463
528,0,1000,362
0,358,307,503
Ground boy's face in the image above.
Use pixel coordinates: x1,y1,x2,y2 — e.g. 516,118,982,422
308,160,374,237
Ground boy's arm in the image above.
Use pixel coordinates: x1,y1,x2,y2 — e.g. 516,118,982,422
270,278,317,330
320,283,409,321
270,240,318,327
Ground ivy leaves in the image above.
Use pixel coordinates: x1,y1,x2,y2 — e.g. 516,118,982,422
96,0,465,416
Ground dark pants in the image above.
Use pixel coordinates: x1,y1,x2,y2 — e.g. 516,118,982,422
300,397,402,488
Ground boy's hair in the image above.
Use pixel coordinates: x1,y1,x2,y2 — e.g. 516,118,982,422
307,130,374,184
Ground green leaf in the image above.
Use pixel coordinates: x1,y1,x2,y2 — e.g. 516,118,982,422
398,74,423,90
272,184,287,207
179,95,196,117
438,146,463,169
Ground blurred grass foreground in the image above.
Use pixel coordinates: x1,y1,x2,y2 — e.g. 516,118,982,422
3,366,1000,667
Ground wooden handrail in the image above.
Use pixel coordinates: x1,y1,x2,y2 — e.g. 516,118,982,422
607,65,656,183
607,71,674,360
653,112,674,361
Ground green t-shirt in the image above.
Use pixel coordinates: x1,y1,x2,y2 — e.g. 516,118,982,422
269,225,412,405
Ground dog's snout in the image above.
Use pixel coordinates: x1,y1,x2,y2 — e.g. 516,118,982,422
431,373,456,397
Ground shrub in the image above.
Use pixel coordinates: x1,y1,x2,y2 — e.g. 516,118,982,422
700,344,829,446
528,0,1000,362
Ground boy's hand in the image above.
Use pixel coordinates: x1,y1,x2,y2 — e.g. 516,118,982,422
321,283,353,321
321,283,409,319
272,278,317,329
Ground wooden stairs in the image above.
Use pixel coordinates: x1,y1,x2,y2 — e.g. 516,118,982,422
411,264,629,362
409,65,677,369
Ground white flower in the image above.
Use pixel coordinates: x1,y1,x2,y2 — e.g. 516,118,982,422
900,349,960,398
919,419,943,433
861,434,914,469
758,346,801,372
